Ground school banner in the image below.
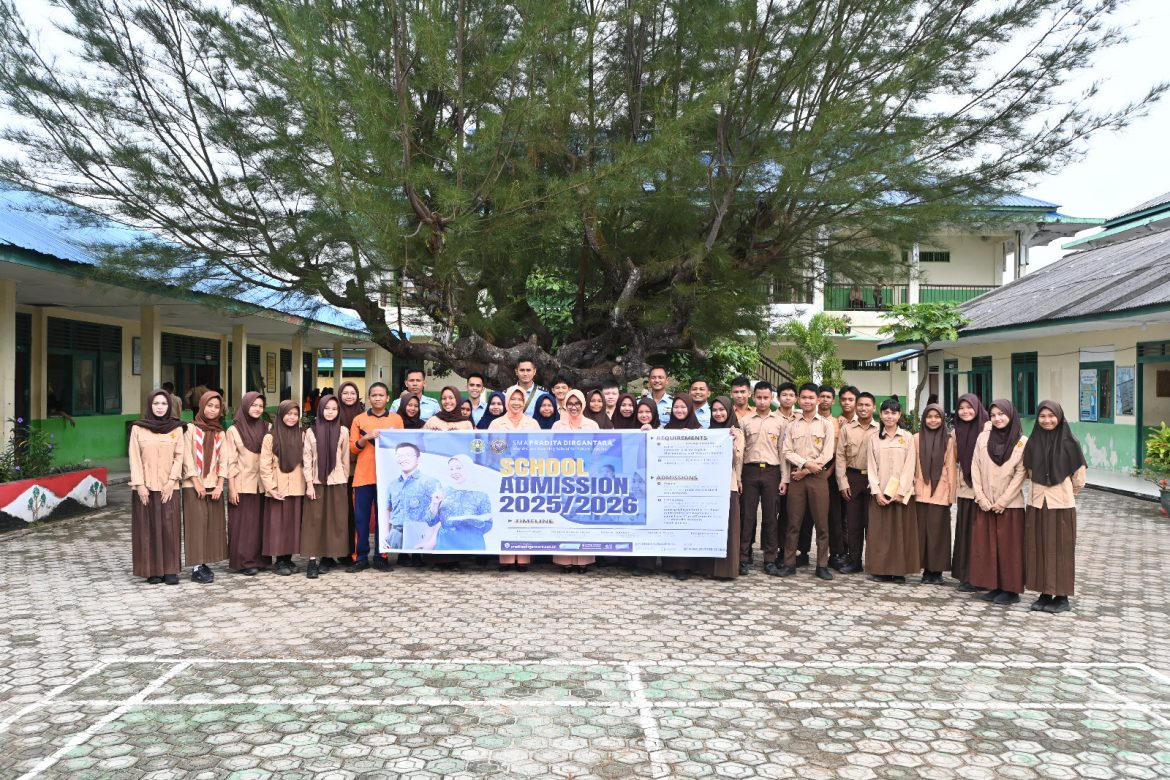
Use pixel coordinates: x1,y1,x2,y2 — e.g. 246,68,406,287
374,430,732,557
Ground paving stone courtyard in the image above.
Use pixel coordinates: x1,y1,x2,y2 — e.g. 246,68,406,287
1,486,1168,779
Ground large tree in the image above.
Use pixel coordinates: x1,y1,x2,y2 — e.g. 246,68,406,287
0,0,1159,387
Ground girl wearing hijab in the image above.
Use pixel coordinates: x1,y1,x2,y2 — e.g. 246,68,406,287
301,395,351,578
913,403,956,584
533,394,561,430
182,391,228,584
865,399,919,582
128,390,187,585
611,393,639,430
693,396,744,580
335,381,364,567
399,394,426,429
661,396,702,578
459,398,473,421
260,400,307,575
551,389,599,431
584,390,614,429
224,391,269,575
424,386,475,431
476,392,506,430
969,398,1028,605
635,398,660,431
951,394,990,592
1022,401,1086,614
490,386,541,571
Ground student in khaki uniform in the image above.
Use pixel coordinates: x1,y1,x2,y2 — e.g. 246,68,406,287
692,396,744,580
913,403,956,584
1022,400,1086,614
260,400,307,575
424,386,476,431
181,391,228,584
739,381,786,575
491,386,542,571
951,394,990,592
865,398,919,582
223,391,269,575
835,391,879,573
128,390,186,585
969,398,1028,605
779,383,836,580
302,395,351,579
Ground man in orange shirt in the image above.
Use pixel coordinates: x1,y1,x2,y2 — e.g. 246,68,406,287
347,382,404,572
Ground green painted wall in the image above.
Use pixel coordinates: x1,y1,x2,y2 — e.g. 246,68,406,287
30,411,195,465
1067,421,1137,474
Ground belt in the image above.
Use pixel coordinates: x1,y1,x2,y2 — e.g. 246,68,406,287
744,462,778,468
846,467,867,475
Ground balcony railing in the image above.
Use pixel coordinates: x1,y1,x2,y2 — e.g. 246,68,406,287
826,283,995,310
916,284,996,304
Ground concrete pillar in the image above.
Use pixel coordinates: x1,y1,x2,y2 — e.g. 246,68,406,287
333,341,345,388
31,307,47,419
908,242,920,305
139,305,162,400
0,280,16,443
232,325,247,400
219,334,230,403
291,333,305,408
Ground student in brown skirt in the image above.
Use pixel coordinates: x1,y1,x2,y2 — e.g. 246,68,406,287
951,394,990,592
224,391,269,576
336,381,365,566
302,395,351,579
182,391,228,584
865,398,919,583
260,400,307,575
1022,400,1086,614
913,403,956,584
969,398,1028,605
693,396,744,581
128,390,186,585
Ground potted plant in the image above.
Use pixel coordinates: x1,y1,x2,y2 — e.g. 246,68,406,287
1138,422,1170,515
0,418,107,524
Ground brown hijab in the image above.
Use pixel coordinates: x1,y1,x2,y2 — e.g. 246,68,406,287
192,391,226,477
954,393,989,485
1023,400,1086,486
986,398,1023,467
270,399,304,474
232,391,269,454
399,393,425,429
131,389,186,435
708,396,738,429
336,381,364,430
917,403,949,490
312,395,341,482
434,386,466,424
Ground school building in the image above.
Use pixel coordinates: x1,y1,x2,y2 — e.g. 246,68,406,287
0,185,391,466
914,191,1170,491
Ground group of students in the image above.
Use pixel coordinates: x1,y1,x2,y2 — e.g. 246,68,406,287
127,361,1086,612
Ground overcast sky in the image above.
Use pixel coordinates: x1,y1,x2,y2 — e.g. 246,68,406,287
7,0,1168,251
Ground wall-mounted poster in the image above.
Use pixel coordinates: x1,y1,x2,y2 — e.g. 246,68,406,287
1079,369,1098,422
1116,365,1135,417
266,352,277,394
131,336,142,375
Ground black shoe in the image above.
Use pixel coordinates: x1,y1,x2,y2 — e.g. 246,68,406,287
763,562,781,576
411,554,424,566
516,564,528,572
956,581,979,593
671,570,690,581
814,566,833,581
871,574,893,582
777,565,797,577
499,563,515,572
933,573,947,585
1044,596,1071,614
274,562,293,576
307,560,320,579
146,576,163,584
738,562,750,576
192,566,214,584
920,571,932,584
241,568,259,576
828,555,845,572
398,553,412,566
1030,594,1053,611
891,576,906,583
980,588,1003,602
197,563,215,582
347,558,371,573
372,556,392,572
163,574,179,585
839,562,863,574
993,591,1020,605
795,553,810,568
318,557,335,571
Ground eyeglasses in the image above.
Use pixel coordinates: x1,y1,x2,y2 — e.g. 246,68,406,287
565,401,583,408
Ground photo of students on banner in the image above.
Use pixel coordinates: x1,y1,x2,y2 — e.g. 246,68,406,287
375,430,731,556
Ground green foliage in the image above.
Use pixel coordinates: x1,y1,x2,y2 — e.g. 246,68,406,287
879,303,970,412
661,337,764,396
775,314,849,388
1138,423,1170,487
0,418,56,482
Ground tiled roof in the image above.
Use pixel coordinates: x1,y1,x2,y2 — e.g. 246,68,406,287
1105,191,1170,227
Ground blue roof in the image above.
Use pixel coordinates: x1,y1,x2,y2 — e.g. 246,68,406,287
989,194,1059,209
0,184,369,334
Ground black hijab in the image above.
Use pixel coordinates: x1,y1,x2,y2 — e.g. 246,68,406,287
132,389,186,435
635,398,660,430
1023,400,1086,486
611,393,640,429
584,390,614,429
336,381,365,430
917,403,949,490
312,395,342,482
986,398,1023,467
954,393,989,484
533,393,560,430
664,396,702,430
476,392,506,430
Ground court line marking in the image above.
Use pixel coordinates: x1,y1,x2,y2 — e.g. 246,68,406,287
15,662,189,780
1065,669,1170,728
625,662,669,779
0,662,109,735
